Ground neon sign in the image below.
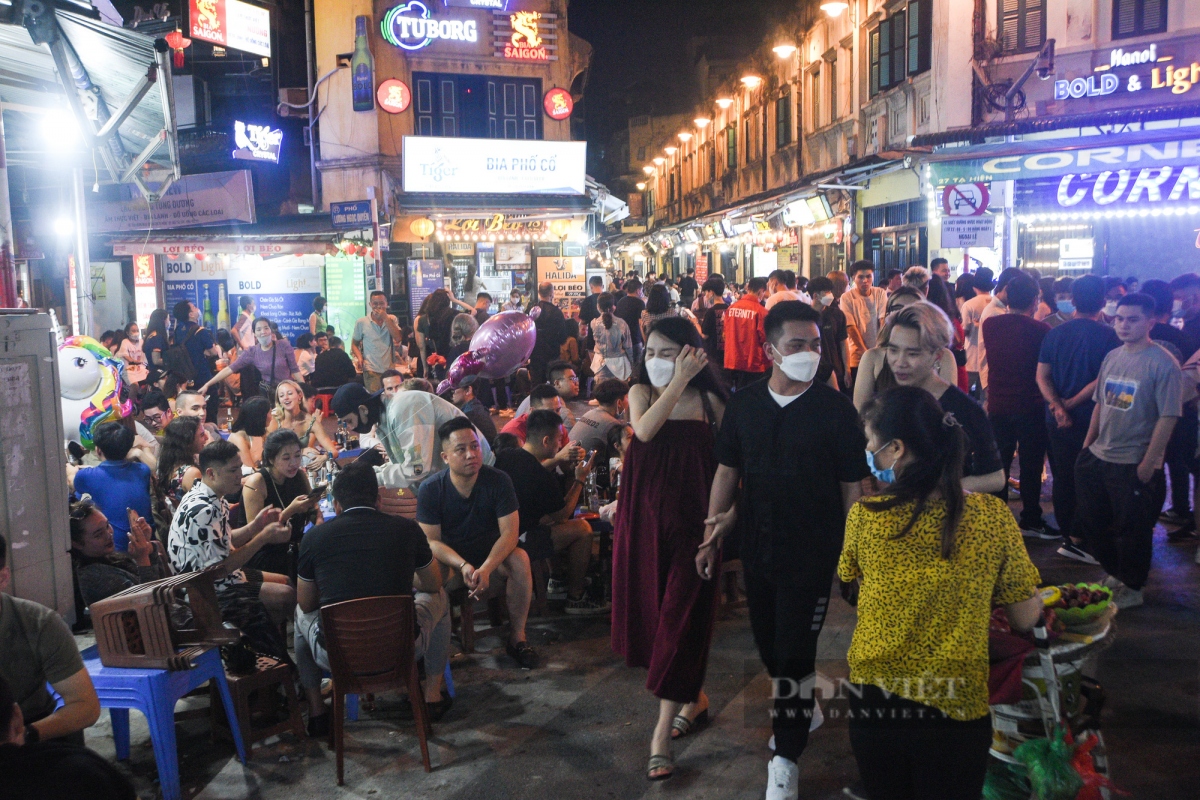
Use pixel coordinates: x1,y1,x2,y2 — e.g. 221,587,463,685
543,88,573,120
504,11,549,61
380,1,478,51
232,120,282,163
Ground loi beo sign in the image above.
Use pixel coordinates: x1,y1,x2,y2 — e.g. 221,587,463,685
379,1,477,51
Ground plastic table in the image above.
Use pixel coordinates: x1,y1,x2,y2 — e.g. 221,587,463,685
82,645,246,800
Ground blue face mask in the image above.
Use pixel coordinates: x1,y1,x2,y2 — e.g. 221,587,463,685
1058,300,1075,316
865,444,896,484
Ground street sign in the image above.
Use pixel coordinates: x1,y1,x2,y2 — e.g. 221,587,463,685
330,200,373,230
941,183,990,216
941,217,995,248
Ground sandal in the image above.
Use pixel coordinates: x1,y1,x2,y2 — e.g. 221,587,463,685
671,707,709,739
646,753,675,781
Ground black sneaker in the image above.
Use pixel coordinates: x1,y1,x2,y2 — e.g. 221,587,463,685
506,640,540,669
1057,540,1100,565
1021,522,1060,540
306,711,330,738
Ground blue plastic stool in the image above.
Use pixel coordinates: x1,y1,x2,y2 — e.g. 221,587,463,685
82,645,246,800
339,661,454,722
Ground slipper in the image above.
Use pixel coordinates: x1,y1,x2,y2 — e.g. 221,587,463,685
671,707,709,739
647,753,675,781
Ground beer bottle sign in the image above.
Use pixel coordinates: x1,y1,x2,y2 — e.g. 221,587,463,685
352,16,375,112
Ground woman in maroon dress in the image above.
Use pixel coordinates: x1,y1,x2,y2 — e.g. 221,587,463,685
612,316,727,780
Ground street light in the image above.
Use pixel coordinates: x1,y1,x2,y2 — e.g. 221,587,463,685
694,117,711,128
715,97,733,109
54,216,74,238
820,1,850,17
678,131,693,142
653,156,665,165
772,43,797,58
41,109,81,151
740,74,762,88
664,146,678,155
643,165,656,174
636,182,646,191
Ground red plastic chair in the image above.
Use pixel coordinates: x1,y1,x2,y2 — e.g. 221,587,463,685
320,595,433,783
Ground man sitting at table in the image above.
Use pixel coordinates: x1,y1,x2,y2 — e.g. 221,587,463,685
0,534,100,746
309,336,359,390
495,410,607,616
295,461,451,736
417,417,538,669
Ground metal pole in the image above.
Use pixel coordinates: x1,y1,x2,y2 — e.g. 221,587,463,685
71,167,93,337
0,112,16,307
305,0,319,209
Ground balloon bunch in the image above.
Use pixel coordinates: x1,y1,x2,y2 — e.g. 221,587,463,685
58,336,134,449
435,311,537,395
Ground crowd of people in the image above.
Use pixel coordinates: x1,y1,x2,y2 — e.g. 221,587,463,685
2,259,1196,800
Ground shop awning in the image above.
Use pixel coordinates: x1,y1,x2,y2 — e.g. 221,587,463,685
923,127,1200,187
0,0,180,199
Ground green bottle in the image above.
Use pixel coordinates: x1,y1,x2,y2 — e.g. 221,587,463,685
202,284,214,328
352,16,375,112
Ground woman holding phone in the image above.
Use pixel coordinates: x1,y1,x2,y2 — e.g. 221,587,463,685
242,429,321,576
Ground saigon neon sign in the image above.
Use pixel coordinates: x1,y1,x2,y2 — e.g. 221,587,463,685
504,11,549,61
380,1,478,51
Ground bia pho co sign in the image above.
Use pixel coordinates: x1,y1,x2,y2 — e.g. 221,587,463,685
380,1,478,51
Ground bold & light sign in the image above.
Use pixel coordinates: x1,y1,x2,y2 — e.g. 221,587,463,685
380,1,478,50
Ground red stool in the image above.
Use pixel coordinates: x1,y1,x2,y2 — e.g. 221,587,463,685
312,393,334,417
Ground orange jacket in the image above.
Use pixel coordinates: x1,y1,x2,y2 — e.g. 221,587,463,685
723,296,769,372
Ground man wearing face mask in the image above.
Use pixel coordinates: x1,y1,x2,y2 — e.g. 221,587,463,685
724,277,771,389
698,301,869,800
1168,273,1200,343
809,277,849,394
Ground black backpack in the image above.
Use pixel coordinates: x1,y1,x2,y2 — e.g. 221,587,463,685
162,325,198,382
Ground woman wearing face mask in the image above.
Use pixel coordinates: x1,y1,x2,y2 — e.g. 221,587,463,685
865,303,1006,495
116,322,149,385
853,291,958,412
198,317,304,398
242,429,319,576
840,386,1042,800
268,379,340,462
612,317,728,781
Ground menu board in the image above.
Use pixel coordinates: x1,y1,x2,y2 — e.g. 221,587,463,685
407,259,445,320
323,254,368,339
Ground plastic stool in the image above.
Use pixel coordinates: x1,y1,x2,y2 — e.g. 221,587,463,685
339,661,454,722
83,645,246,800
312,393,335,417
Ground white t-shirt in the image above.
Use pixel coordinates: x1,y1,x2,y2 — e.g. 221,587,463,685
961,293,993,374
768,386,807,407
840,286,889,365
765,290,813,310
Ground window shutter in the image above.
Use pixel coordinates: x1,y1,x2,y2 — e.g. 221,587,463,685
891,10,906,85
1113,0,1137,36
1142,0,1166,32
870,28,880,96
908,0,931,75
879,18,891,88
1021,0,1045,52
1000,0,1021,52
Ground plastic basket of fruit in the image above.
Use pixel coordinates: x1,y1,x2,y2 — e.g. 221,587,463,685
1041,583,1111,626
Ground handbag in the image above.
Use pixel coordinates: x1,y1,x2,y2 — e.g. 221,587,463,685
162,325,198,382
258,343,279,397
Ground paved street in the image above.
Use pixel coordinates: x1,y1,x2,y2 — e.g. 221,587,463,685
80,497,1199,800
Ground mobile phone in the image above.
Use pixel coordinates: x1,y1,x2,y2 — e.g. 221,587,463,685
307,483,329,500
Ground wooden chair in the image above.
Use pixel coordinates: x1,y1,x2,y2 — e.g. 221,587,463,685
210,655,305,756
321,596,433,784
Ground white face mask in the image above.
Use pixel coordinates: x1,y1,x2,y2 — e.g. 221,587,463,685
645,356,676,388
773,346,820,383
256,331,274,346
817,292,834,307
1104,301,1119,317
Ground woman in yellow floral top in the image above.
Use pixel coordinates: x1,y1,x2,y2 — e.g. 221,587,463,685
838,386,1042,800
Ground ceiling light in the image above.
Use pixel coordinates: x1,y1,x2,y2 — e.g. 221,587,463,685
694,117,711,128
716,97,733,109
820,1,849,17
741,74,762,88
678,132,693,142
773,44,797,58
664,146,678,155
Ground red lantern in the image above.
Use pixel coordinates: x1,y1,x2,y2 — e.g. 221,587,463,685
164,30,191,69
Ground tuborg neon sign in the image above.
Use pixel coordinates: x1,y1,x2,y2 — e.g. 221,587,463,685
380,1,478,51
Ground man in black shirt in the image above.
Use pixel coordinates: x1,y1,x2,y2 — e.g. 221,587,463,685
417,418,538,668
699,301,869,800
309,336,359,389
578,276,605,348
809,276,849,394
294,461,451,734
614,277,646,359
699,277,729,368
494,410,606,615
529,282,567,384
678,268,698,311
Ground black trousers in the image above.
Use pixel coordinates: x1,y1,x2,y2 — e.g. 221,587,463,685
848,684,992,800
1164,407,1197,514
743,566,830,762
1046,416,1088,538
989,410,1048,528
1073,449,1165,591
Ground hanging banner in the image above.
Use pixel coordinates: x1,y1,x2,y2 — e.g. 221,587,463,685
133,255,159,328
323,254,368,337
535,255,585,312
92,170,256,233
407,259,445,319
113,240,321,256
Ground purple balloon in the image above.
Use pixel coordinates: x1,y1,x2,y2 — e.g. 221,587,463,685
437,350,487,395
469,311,537,380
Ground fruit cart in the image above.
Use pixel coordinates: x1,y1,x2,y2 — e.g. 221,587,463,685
986,584,1117,800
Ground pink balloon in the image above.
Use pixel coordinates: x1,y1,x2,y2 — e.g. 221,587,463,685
469,311,537,380
437,350,487,394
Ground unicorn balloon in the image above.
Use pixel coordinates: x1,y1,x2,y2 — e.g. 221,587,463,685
58,336,134,449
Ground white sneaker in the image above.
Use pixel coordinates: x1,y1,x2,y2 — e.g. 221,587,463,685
766,756,799,800
1101,575,1122,589
1111,584,1144,609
